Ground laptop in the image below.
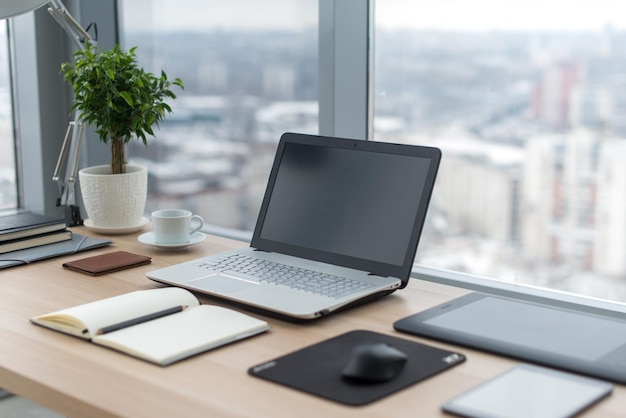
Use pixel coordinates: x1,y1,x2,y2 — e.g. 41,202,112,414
146,132,441,320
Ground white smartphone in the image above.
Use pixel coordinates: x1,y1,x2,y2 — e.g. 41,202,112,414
442,364,613,418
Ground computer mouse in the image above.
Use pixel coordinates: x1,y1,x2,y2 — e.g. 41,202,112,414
341,342,408,382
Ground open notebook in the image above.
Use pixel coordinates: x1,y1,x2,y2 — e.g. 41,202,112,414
31,288,269,365
147,132,441,320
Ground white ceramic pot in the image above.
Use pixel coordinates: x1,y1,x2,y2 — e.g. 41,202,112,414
79,164,148,228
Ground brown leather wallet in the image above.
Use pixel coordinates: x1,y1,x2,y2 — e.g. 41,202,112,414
62,251,152,276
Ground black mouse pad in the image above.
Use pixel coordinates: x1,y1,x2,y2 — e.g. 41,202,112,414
248,330,466,406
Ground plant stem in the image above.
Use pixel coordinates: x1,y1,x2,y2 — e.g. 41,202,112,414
111,138,125,174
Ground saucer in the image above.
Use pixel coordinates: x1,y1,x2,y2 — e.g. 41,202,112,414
138,231,205,250
84,217,150,235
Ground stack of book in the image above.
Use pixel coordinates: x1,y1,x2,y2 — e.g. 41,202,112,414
0,212,71,254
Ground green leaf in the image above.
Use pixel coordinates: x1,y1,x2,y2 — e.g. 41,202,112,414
119,91,134,107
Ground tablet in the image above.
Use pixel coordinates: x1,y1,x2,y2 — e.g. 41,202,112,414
394,292,626,383
442,364,613,418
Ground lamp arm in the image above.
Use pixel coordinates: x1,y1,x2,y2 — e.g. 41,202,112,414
52,119,83,202
47,0,96,226
47,0,93,49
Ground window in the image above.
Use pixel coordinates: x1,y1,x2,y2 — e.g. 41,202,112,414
119,0,318,232
374,0,626,302
0,21,16,210
6,0,620,309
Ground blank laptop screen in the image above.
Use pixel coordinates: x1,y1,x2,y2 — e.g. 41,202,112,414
252,133,441,280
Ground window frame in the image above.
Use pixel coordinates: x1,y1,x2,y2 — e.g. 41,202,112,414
319,0,372,139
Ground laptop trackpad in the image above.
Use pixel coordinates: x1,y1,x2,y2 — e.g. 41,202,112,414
189,273,259,294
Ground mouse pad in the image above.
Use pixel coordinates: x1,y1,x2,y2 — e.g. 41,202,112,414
248,330,466,406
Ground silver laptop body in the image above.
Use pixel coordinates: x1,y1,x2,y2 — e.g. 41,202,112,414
147,132,441,320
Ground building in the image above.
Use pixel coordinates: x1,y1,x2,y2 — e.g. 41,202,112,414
432,135,522,243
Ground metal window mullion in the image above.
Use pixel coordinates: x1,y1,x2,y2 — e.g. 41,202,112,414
319,0,371,140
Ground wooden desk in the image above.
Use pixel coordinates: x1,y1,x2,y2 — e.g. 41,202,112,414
0,227,623,417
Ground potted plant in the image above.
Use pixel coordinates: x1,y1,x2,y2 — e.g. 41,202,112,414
61,43,183,230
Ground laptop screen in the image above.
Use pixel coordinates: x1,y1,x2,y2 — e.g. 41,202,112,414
251,133,441,282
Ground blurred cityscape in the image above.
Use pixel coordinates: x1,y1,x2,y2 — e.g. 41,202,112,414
124,28,319,231
374,28,626,301
124,26,626,302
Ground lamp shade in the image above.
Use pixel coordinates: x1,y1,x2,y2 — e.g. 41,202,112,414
0,0,49,19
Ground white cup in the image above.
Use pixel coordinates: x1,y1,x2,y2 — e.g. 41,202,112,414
151,209,204,244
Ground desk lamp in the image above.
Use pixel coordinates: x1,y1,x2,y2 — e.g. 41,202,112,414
0,0,95,226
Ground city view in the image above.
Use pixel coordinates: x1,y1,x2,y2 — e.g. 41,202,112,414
374,27,626,301
123,26,319,231
122,21,626,302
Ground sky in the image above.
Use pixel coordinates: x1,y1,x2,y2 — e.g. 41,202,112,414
120,0,317,31
120,0,626,33
375,0,626,31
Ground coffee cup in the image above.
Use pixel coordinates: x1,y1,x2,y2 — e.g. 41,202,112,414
151,209,204,244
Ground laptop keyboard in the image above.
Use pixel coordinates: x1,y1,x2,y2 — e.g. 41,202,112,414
193,253,376,299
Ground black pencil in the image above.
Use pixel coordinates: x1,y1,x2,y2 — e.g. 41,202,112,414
97,305,185,335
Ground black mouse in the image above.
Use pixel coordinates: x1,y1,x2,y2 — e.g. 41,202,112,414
341,343,408,382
